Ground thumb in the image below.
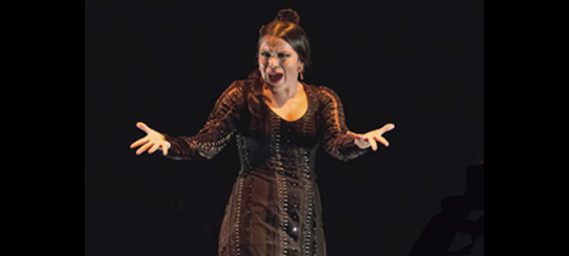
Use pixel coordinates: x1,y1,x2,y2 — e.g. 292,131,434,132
136,122,151,133
379,123,396,134
384,123,396,131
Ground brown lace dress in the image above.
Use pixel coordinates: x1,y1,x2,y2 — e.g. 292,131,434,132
165,80,370,256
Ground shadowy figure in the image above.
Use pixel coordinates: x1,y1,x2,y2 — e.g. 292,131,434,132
409,162,484,256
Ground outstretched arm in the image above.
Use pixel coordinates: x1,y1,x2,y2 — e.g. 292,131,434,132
130,81,244,160
318,86,395,161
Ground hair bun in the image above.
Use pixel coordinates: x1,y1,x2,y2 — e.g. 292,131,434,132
275,8,300,25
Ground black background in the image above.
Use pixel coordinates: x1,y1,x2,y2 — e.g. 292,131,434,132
85,0,484,255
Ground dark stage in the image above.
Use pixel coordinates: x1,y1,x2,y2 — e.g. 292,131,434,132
86,0,484,255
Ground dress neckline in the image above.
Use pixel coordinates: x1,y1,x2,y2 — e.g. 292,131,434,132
264,82,310,123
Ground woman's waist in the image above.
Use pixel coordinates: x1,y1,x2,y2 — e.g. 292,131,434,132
238,161,317,181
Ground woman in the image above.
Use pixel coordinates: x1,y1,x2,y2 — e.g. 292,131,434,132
130,8,395,256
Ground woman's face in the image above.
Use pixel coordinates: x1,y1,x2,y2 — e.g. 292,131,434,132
258,35,303,90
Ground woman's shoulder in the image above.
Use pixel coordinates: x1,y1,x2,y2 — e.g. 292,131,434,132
304,83,341,102
212,80,249,105
227,79,249,91
220,80,250,95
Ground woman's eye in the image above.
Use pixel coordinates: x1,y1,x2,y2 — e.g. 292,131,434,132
278,53,290,59
260,52,271,58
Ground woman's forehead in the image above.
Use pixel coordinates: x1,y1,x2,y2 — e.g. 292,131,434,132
259,36,293,51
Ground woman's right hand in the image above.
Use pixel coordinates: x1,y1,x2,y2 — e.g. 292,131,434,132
130,122,171,156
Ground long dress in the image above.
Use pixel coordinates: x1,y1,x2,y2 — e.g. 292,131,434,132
164,80,370,256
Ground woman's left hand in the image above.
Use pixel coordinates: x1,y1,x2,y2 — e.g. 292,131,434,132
347,123,396,151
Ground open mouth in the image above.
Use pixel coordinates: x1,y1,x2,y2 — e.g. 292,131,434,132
268,73,284,83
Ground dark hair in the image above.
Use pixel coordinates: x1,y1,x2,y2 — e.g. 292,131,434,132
246,9,311,134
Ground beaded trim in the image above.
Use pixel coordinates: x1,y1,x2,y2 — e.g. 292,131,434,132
231,177,245,256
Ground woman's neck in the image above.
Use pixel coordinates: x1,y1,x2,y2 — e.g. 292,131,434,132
264,81,301,106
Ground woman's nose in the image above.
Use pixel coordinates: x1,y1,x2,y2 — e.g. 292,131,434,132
268,57,280,68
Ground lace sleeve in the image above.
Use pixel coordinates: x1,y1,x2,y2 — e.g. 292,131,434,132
318,86,369,161
164,81,244,160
